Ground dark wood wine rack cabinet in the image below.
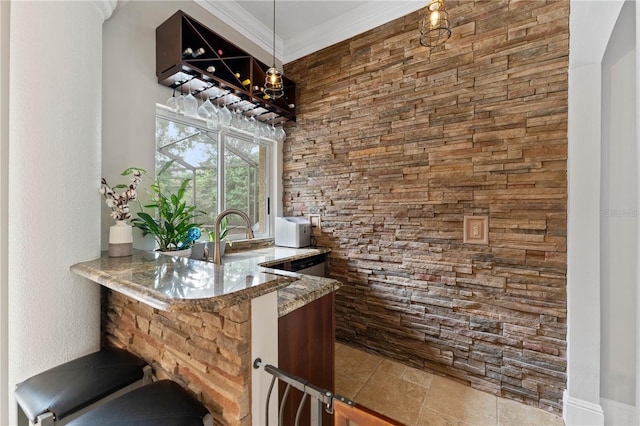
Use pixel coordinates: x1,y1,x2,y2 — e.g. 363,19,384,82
156,10,296,123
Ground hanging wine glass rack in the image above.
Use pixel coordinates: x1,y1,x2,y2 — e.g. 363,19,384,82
156,10,296,124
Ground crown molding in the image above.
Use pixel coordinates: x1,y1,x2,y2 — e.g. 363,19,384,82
91,0,118,21
196,0,284,63
197,1,423,64
283,2,423,63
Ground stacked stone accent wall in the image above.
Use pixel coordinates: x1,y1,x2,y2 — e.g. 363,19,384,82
283,0,568,413
102,290,252,425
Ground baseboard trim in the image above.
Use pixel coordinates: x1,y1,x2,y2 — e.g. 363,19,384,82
564,391,605,425
600,397,637,425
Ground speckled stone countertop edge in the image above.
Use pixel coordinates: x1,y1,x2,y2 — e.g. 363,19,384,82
70,262,172,311
71,258,298,313
70,247,340,314
257,246,332,267
276,272,343,317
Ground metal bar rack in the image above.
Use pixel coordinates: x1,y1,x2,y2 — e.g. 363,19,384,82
253,358,402,426
254,358,333,426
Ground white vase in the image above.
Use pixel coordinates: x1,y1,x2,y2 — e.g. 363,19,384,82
108,220,133,257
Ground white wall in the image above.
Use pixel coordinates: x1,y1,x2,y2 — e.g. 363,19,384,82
6,1,115,424
0,1,10,424
566,0,637,425
600,0,637,410
567,61,606,426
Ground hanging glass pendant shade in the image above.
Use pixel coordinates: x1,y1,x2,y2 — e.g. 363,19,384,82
419,0,451,48
264,67,284,100
264,0,285,100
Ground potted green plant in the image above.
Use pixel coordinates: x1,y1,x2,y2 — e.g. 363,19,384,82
131,175,204,256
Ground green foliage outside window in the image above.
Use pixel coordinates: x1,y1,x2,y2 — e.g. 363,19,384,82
155,111,269,239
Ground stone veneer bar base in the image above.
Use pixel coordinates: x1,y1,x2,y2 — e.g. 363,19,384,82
102,289,252,426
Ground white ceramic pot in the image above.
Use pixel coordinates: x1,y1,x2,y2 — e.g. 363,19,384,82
158,248,192,258
108,220,133,257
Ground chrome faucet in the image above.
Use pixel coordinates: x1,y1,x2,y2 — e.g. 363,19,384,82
212,209,254,264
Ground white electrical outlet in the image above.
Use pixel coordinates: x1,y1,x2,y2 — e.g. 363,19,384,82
463,215,488,245
308,214,321,232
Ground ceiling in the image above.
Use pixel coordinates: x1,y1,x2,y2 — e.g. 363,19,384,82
196,0,425,63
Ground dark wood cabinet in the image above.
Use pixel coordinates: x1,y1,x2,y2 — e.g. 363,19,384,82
156,10,296,124
278,292,335,426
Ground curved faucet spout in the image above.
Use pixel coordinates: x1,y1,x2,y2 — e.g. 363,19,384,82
212,209,254,264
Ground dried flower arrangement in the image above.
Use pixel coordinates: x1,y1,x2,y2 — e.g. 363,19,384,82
99,168,146,220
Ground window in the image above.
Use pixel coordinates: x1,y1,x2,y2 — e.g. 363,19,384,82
155,105,273,239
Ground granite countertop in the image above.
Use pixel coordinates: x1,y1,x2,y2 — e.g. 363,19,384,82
70,246,340,316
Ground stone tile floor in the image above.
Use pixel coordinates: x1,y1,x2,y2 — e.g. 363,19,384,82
335,342,565,426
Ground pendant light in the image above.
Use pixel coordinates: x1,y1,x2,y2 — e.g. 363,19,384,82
419,0,451,48
264,0,284,100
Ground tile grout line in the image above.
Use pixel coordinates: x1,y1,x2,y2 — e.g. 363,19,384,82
413,383,432,426
336,344,564,426
352,354,383,402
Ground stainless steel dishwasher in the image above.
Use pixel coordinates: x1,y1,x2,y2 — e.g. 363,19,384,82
269,254,326,277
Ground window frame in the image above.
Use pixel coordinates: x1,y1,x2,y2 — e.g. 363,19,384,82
155,104,274,239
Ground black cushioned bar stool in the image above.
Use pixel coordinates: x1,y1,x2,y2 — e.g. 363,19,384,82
67,380,213,426
15,347,152,426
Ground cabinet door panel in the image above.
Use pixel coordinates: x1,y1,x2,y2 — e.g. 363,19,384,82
278,292,335,426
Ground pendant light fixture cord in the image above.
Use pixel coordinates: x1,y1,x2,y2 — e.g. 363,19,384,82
272,0,276,67
264,0,284,99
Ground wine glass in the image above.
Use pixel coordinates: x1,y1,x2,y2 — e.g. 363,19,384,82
237,109,249,130
247,115,257,132
241,113,251,130
183,80,198,117
260,122,271,139
276,126,286,143
176,83,185,113
198,96,216,118
198,97,212,119
201,98,219,129
166,87,178,112
219,104,232,127
231,109,242,128
210,105,220,129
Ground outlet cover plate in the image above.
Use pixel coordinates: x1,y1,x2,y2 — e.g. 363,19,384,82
463,215,488,245
308,214,321,232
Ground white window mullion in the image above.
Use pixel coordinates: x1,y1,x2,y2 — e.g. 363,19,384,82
218,128,226,214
